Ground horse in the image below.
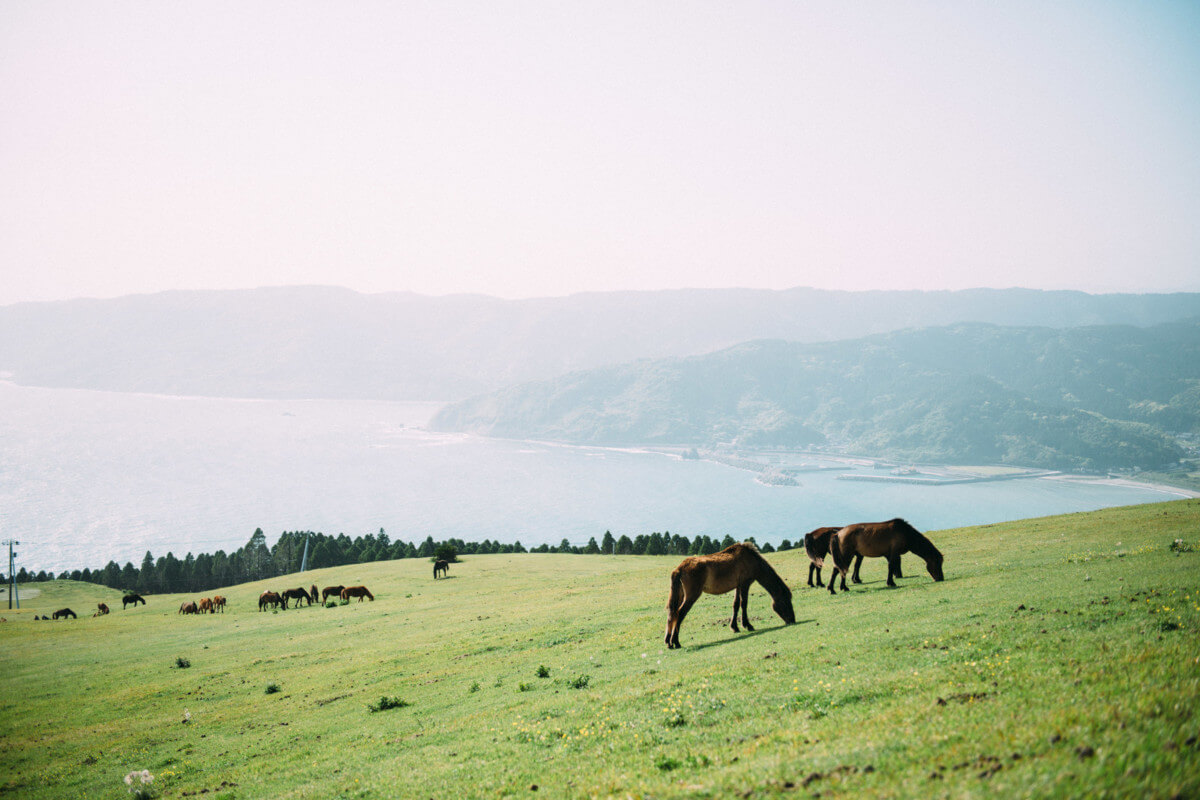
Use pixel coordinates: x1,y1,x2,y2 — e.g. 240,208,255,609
259,591,282,611
803,526,850,588
310,585,318,604
95,602,110,616
178,601,198,615
341,585,374,602
282,587,311,608
197,597,213,614
433,559,449,579
321,585,345,603
211,595,226,613
827,519,944,595
122,593,145,610
52,608,77,619
664,542,795,649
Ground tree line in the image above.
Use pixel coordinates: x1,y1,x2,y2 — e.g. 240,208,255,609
7,528,796,595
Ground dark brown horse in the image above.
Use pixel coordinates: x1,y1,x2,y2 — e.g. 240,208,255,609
433,559,449,579
282,587,311,608
310,585,318,604
211,595,226,613
321,585,345,603
95,602,110,616
664,543,795,649
803,526,853,587
52,608,77,619
341,585,374,602
827,519,944,595
259,591,282,611
122,593,145,610
178,601,198,615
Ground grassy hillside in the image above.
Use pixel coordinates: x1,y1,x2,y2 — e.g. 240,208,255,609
2,501,1199,799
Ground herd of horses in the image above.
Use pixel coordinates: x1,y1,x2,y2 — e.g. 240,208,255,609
259,584,374,610
665,518,945,648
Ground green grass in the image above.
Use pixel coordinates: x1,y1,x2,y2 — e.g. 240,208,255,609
2,501,1199,799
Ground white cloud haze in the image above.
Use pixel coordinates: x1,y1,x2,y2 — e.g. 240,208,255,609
2,1,1198,304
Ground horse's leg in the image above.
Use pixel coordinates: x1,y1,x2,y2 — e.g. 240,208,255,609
807,563,814,587
740,582,754,631
730,589,741,633
816,564,824,587
886,555,900,587
894,557,904,579
852,554,864,584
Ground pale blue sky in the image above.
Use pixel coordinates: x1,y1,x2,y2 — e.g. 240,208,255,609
2,1,1198,304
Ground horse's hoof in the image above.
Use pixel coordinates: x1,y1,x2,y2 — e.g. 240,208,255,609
745,624,755,631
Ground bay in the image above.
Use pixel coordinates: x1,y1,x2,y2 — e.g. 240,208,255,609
0,382,1187,574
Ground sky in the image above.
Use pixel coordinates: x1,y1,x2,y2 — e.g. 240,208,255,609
2,1,1198,305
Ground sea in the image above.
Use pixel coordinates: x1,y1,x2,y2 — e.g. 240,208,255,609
0,381,1188,574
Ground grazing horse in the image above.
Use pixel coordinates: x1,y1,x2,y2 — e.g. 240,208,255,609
259,591,282,611
310,585,318,605
803,526,850,588
122,593,145,610
827,519,944,595
211,595,226,613
198,597,213,614
341,585,374,602
664,543,795,649
282,587,311,608
52,608,77,619
178,601,198,615
433,559,449,579
95,602,110,617
321,585,345,603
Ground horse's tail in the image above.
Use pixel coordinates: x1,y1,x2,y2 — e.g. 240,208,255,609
666,568,684,615
829,529,845,574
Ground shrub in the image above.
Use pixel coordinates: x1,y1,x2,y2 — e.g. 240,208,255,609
1170,538,1194,553
468,682,480,693
367,696,410,713
570,675,590,689
518,683,532,692
265,683,281,695
536,665,550,678
174,657,190,669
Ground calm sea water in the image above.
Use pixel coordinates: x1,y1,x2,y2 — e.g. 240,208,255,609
0,382,1186,573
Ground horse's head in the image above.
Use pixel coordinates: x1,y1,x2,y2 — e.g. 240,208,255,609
772,592,796,625
927,553,945,582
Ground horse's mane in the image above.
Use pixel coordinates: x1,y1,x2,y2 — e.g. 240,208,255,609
891,519,941,561
742,544,792,600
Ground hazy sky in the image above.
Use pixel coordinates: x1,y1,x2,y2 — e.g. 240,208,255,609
2,1,1198,305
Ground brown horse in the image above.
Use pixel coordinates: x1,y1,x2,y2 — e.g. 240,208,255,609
259,591,282,611
178,601,198,615
341,585,374,602
664,543,795,649
321,585,345,603
52,608,77,619
803,526,853,587
211,595,226,613
198,597,213,614
122,593,145,610
282,587,311,608
95,602,110,616
827,519,944,595
310,585,318,604
433,559,449,579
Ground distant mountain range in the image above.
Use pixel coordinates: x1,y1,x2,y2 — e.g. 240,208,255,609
431,321,1200,471
2,285,1199,401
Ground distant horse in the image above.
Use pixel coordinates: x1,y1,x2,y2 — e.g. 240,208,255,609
341,585,374,602
321,585,345,603
664,543,795,649
259,591,282,611
310,585,318,604
178,601,198,615
802,526,849,588
827,519,944,595
198,597,213,614
282,587,311,608
95,602,110,617
211,595,226,613
433,559,449,579
122,593,145,610
52,608,76,619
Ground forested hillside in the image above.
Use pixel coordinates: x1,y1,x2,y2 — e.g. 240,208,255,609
433,321,1200,471
2,286,1198,400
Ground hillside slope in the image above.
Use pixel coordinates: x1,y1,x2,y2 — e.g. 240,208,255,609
2,286,1199,400
1,501,1197,798
433,321,1200,471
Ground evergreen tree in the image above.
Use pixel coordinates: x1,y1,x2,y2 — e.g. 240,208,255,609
616,535,633,555
417,536,436,558
137,551,156,593
584,537,600,554
601,531,615,554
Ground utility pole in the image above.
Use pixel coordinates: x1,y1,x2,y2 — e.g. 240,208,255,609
299,533,310,573
4,540,19,610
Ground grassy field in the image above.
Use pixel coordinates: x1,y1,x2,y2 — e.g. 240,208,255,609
2,501,1199,799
